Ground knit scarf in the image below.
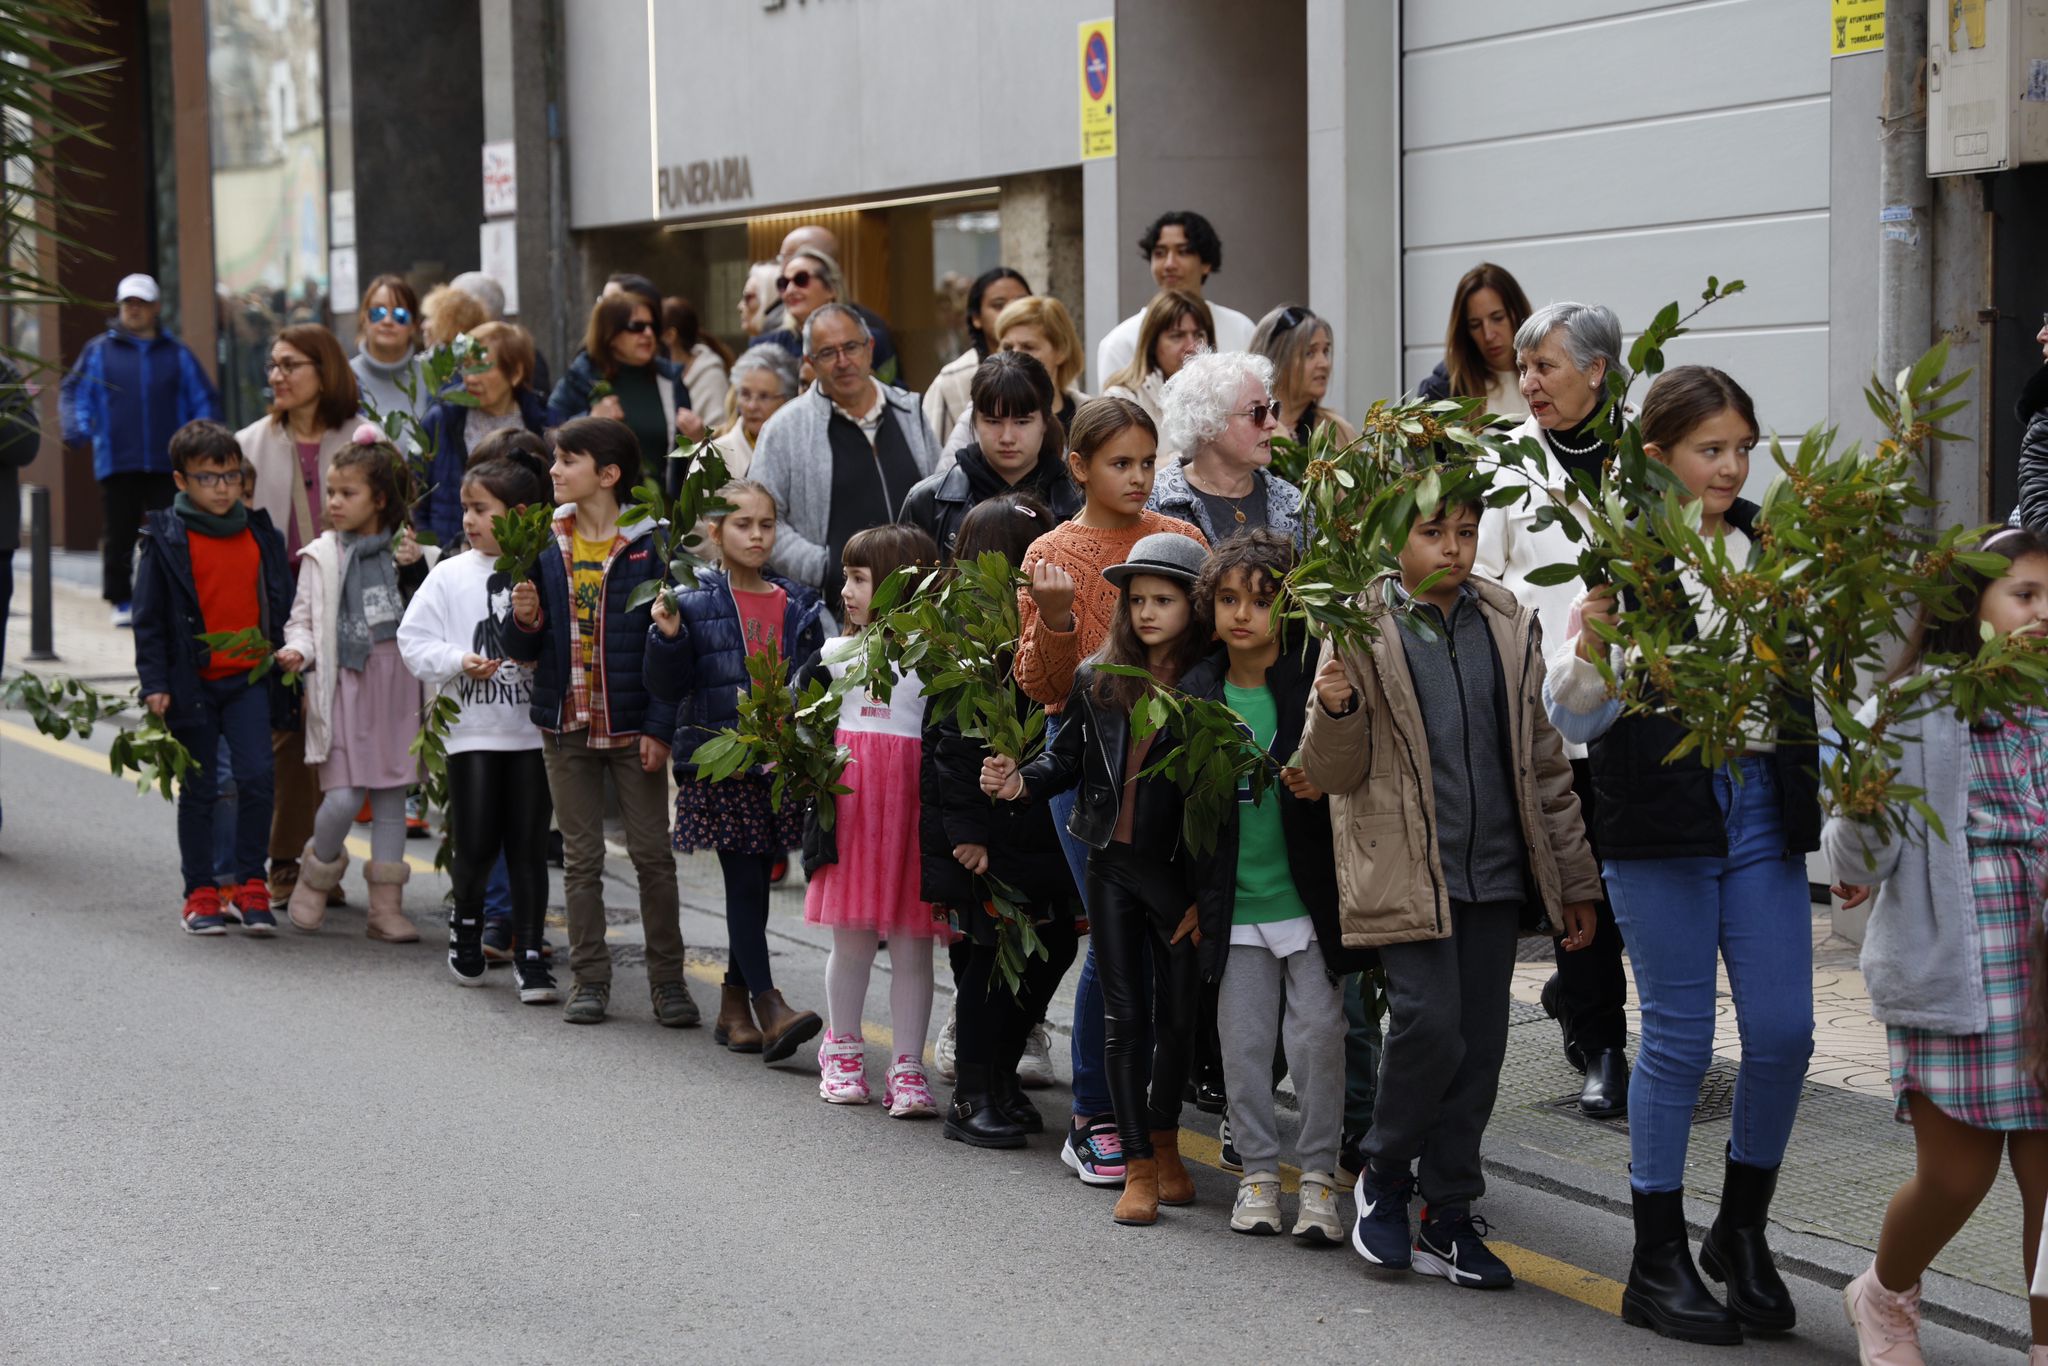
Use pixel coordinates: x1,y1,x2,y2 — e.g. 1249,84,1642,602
172,491,248,538
335,530,401,671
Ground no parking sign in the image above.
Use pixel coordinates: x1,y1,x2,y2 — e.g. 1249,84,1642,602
1080,19,1115,159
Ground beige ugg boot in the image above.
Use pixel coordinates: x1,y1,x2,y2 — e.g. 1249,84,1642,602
363,860,419,942
287,842,349,933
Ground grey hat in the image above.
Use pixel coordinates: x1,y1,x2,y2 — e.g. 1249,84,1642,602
1102,531,1208,591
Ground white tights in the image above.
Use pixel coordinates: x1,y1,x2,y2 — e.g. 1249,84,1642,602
825,928,935,1064
312,785,406,864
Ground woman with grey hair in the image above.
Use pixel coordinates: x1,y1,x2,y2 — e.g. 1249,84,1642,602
1474,298,1634,1125
710,344,800,481
1250,304,1358,448
1149,350,1308,547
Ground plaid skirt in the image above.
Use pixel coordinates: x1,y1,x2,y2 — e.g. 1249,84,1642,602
1888,716,2048,1130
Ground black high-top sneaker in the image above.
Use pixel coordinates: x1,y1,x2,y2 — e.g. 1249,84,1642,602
514,951,561,1005
447,910,488,986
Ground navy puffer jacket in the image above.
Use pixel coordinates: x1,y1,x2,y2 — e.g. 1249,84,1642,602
132,506,296,730
503,511,675,739
644,568,826,779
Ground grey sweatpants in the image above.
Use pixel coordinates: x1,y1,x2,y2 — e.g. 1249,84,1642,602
1217,942,1346,1178
1365,900,1522,1211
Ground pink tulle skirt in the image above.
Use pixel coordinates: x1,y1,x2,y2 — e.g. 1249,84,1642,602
804,730,948,938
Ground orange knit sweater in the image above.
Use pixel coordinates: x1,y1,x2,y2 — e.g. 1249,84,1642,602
1014,510,1207,710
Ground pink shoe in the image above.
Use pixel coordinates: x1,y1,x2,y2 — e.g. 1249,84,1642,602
1842,1264,1923,1365
817,1030,870,1105
883,1056,937,1118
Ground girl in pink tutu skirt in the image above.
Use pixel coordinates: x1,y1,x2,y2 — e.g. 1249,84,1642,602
804,523,945,1115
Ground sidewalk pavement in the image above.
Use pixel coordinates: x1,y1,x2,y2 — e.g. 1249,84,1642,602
7,542,2034,1346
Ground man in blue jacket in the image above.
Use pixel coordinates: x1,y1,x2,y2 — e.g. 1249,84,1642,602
59,273,222,626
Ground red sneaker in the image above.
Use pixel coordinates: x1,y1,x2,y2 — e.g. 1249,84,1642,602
235,878,277,935
181,886,227,936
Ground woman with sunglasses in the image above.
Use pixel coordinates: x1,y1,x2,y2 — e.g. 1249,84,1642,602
754,250,902,386
236,321,367,916
546,291,687,487
1250,304,1358,450
348,275,432,442
1149,350,1308,550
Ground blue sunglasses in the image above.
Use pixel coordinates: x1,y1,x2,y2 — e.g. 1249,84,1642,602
367,305,412,325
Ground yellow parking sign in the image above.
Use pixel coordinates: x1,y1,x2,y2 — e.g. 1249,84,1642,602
1080,19,1115,160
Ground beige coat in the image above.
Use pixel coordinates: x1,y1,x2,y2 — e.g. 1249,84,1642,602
1299,575,1601,947
235,415,353,555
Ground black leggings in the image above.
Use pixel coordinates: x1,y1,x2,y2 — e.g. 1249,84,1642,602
717,849,778,994
448,750,552,954
1089,843,1197,1162
953,907,1080,1073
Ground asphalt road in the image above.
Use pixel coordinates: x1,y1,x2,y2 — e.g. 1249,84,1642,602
0,719,2020,1364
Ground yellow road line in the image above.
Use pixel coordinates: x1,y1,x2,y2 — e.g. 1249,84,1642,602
3,719,438,875
1177,1124,1626,1316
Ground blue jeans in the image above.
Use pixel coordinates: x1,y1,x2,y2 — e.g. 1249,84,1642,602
171,677,275,895
484,853,511,922
1602,756,1815,1193
1046,712,1115,1121
211,743,237,885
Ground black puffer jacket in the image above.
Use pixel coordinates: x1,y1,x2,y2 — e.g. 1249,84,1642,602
1016,664,1193,863
1185,635,1374,984
1586,498,1821,860
897,444,1082,560
2009,365,2048,530
917,673,1077,913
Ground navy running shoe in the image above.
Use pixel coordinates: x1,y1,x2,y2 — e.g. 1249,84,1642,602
1351,1164,1415,1269
1414,1207,1514,1290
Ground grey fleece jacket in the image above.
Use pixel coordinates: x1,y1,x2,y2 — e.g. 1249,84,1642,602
749,379,941,588
1821,690,1992,1035
1395,582,1528,903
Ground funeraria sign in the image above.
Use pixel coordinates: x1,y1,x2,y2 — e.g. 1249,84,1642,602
659,157,755,213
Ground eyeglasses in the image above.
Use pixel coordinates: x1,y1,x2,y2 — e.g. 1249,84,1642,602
366,305,413,325
182,469,243,489
267,357,314,376
776,269,823,293
1234,400,1283,425
808,338,870,366
620,319,656,335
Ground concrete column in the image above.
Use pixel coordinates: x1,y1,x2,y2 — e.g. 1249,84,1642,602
1082,156,1120,389
1827,50,1885,450
168,0,216,386
481,0,569,366
999,169,1086,340
1305,0,1399,418
1930,173,1992,524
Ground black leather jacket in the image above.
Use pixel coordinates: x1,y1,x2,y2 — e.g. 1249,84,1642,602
1017,664,1193,859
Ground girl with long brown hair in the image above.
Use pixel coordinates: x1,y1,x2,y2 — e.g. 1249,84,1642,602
1417,262,1533,417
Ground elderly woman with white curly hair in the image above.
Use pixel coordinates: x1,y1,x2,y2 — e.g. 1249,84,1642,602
1148,350,1308,547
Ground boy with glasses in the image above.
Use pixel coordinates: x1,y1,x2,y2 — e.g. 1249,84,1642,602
132,420,295,934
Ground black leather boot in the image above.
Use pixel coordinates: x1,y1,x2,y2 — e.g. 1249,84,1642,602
1698,1148,1796,1332
1622,1187,1743,1346
943,1064,1028,1149
1540,971,1585,1073
990,1032,1045,1134
1578,1049,1629,1119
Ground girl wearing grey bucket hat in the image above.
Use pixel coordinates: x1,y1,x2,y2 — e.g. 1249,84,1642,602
983,523,1215,1227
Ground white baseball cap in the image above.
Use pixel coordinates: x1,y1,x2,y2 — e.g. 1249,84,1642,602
116,273,160,304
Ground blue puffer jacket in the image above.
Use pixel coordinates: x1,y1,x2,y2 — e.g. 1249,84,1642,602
131,506,294,729
416,388,551,545
502,509,675,740
60,327,221,479
644,568,826,779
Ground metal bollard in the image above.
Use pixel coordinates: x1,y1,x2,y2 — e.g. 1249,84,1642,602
26,482,53,661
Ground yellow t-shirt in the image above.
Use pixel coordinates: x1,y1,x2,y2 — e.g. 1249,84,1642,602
570,531,612,672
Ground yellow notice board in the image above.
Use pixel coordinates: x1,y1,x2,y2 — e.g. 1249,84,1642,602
1831,0,1883,56
1080,19,1116,159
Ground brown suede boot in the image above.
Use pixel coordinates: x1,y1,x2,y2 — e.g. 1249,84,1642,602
1152,1129,1195,1205
714,983,764,1053
753,988,824,1064
363,860,419,942
286,843,347,933
1114,1157,1161,1225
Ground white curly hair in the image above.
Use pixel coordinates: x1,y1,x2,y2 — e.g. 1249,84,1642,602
1159,351,1275,455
